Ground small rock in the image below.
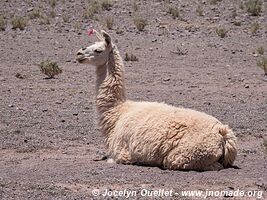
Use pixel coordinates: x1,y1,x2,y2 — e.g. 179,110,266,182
163,78,170,81
253,53,258,57
27,7,34,12
244,84,249,88
73,112,78,116
8,104,14,108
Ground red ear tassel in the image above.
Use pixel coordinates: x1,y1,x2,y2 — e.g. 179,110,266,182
87,28,94,37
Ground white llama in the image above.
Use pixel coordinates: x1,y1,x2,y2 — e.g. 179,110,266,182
76,30,237,171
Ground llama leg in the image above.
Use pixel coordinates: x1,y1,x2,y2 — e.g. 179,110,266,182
115,149,132,164
109,146,132,164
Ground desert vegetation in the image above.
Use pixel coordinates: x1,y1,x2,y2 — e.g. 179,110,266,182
251,22,260,34
39,60,62,79
168,7,180,19
134,17,147,31
11,16,27,30
216,27,228,38
124,53,138,61
244,0,262,16
0,16,7,31
257,57,267,76
105,17,114,30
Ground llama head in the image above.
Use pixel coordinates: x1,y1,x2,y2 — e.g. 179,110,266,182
76,30,113,66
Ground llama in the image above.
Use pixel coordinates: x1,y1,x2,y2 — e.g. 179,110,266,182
76,30,237,171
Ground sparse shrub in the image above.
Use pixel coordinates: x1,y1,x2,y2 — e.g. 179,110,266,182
24,0,32,4
106,17,114,30
74,22,82,31
115,28,124,35
257,57,267,76
239,1,245,9
124,53,138,62
11,16,27,30
28,8,41,19
216,27,228,38
83,1,101,19
133,1,138,11
257,47,264,55
263,137,267,154
39,15,50,25
48,0,57,8
196,5,204,16
231,8,237,19
244,0,262,16
101,0,113,11
62,14,70,23
39,60,62,79
209,0,222,5
134,17,147,31
50,9,56,18
0,16,7,31
168,7,180,19
251,22,259,34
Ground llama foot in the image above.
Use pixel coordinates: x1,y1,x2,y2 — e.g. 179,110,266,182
107,158,115,163
93,155,108,161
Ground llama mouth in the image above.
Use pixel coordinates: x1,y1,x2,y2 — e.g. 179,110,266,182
76,57,87,63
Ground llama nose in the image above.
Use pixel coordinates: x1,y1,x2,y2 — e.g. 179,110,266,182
77,51,83,56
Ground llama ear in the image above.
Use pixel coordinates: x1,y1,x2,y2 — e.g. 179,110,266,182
94,29,104,41
101,30,112,46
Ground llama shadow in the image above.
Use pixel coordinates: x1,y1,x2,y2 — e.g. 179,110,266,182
92,155,241,171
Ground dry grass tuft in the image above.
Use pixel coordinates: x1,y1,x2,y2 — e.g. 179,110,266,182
168,7,180,19
257,57,267,76
106,17,114,30
28,8,41,19
39,60,62,79
216,27,228,38
196,5,204,16
11,16,27,30
134,17,147,31
245,0,262,16
101,0,113,11
83,1,101,19
251,22,259,34
257,47,264,55
0,16,7,31
124,53,138,62
48,0,57,8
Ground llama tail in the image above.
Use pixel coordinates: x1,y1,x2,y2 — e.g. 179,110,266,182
218,125,237,167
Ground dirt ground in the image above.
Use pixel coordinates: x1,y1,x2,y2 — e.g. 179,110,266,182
0,0,267,199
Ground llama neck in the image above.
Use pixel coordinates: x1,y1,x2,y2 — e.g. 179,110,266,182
95,45,126,114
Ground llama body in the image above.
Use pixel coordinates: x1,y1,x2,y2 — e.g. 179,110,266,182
76,30,237,171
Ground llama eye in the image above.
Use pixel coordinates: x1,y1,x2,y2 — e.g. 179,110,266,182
94,49,103,53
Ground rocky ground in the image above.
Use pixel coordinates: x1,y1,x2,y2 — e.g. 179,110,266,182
0,0,267,199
